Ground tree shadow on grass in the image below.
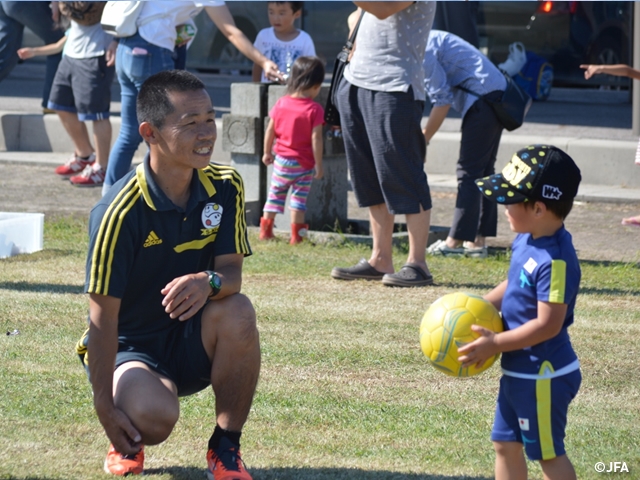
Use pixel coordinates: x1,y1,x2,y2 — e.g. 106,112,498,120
143,466,492,480
0,281,83,294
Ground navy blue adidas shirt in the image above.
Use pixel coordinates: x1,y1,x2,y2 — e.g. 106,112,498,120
85,158,251,338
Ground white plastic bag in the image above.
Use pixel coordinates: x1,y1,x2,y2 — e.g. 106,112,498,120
100,1,144,38
498,42,527,77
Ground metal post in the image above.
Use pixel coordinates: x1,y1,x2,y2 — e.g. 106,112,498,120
633,2,640,135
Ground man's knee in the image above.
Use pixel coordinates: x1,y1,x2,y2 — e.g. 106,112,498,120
204,293,257,343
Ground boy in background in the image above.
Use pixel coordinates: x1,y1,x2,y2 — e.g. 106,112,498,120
459,145,582,480
252,1,315,83
18,1,116,187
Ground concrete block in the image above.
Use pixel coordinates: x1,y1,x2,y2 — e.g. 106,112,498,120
567,139,639,188
0,113,21,151
267,84,287,112
231,153,266,205
222,114,260,154
18,115,52,151
230,83,266,117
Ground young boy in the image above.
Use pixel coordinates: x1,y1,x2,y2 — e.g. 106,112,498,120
458,145,583,480
17,1,116,187
251,1,315,83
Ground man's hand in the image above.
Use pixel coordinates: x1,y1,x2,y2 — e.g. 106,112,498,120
457,325,500,369
263,60,284,83
161,272,211,321
96,405,142,456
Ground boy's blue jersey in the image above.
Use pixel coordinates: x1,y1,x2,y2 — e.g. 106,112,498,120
500,226,580,375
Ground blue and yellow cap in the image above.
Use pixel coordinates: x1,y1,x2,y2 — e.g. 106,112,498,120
475,145,581,204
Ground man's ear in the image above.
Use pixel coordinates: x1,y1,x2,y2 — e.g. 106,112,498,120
139,121,159,145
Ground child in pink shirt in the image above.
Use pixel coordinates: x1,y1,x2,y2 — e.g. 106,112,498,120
260,56,325,244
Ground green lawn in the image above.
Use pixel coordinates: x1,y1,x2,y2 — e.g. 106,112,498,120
0,217,638,479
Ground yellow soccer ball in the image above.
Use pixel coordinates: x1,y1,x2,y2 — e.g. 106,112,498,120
419,292,504,377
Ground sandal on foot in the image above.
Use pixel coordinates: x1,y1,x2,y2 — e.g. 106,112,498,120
331,258,385,281
427,239,465,256
382,263,434,287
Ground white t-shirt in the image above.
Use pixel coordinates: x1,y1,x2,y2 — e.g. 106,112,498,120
63,21,114,59
253,27,316,83
137,0,225,52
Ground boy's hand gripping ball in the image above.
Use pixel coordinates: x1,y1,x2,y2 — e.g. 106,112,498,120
420,292,504,377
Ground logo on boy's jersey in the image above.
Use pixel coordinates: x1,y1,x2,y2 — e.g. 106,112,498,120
201,203,222,236
518,418,530,431
524,257,537,274
519,270,534,289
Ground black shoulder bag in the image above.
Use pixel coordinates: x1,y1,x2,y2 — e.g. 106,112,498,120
457,73,532,131
324,11,365,126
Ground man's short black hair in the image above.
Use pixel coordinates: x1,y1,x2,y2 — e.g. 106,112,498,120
268,1,303,13
137,70,206,129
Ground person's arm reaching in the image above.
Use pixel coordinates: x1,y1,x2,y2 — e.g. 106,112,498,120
580,64,640,81
205,5,283,82
17,36,66,59
422,104,450,146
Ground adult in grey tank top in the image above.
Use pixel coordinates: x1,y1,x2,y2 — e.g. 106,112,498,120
331,1,437,288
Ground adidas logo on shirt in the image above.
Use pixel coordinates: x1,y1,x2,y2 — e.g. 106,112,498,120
143,231,163,248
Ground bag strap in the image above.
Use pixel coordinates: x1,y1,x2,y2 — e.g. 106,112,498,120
345,10,365,52
456,72,512,98
454,83,481,98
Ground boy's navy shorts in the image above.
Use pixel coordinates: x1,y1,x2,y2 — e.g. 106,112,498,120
48,55,115,121
491,368,582,461
78,310,212,397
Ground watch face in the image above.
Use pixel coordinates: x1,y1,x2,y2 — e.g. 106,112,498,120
211,273,221,290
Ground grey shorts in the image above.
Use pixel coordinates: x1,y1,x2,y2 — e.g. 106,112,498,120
336,79,431,215
48,55,115,121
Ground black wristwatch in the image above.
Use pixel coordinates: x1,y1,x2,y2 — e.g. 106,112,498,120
205,270,221,299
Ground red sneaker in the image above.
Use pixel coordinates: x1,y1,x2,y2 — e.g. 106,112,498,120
69,163,105,187
103,444,144,476
206,437,252,480
55,152,96,176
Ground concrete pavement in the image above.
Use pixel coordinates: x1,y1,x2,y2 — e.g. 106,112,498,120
1,60,640,203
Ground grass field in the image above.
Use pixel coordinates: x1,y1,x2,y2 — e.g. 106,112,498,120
0,216,638,480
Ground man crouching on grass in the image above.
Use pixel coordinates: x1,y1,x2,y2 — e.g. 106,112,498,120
75,70,259,479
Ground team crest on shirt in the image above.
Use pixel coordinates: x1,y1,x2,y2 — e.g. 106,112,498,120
201,203,222,236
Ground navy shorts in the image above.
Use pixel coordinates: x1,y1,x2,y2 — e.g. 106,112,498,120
48,55,115,121
115,310,212,397
491,369,582,461
78,310,212,397
336,78,431,215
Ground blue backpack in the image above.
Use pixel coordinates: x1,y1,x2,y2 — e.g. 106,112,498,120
514,51,554,101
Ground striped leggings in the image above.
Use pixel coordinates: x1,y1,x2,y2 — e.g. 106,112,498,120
263,155,314,214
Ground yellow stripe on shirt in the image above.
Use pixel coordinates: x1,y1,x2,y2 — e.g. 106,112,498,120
88,179,141,294
548,259,566,303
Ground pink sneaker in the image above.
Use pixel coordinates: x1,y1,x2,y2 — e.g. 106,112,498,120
69,162,105,187
55,152,96,177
